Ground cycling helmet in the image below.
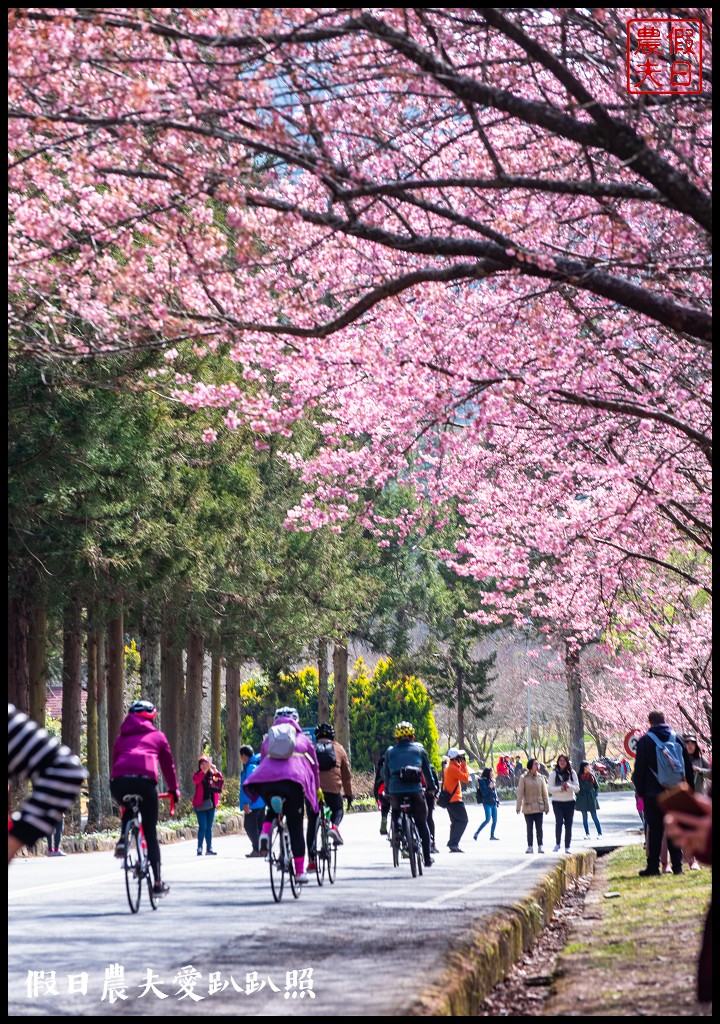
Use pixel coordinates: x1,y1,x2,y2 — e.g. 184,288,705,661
395,721,415,741
316,722,335,740
274,706,300,722
128,699,157,720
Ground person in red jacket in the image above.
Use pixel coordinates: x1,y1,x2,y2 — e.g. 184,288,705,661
110,700,180,896
192,755,224,856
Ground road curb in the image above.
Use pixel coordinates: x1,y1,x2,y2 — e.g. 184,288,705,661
407,851,596,1016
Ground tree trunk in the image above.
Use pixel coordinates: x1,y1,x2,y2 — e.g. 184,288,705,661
456,664,465,749
8,594,29,713
210,643,222,767
318,638,330,724
333,642,350,763
96,626,112,818
161,631,183,763
107,613,125,753
564,642,586,769
28,601,48,726
225,663,240,778
140,612,162,712
62,591,83,831
180,629,205,796
86,627,101,831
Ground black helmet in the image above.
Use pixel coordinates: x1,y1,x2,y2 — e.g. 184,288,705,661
316,722,335,740
128,699,157,720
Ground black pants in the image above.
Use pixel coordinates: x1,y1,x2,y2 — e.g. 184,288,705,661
110,775,161,883
446,800,468,849
552,800,576,848
243,807,264,852
644,793,682,872
305,790,344,855
253,779,306,858
425,791,436,842
525,812,544,848
389,792,432,863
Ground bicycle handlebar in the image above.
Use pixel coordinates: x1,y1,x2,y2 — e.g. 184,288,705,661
158,792,175,816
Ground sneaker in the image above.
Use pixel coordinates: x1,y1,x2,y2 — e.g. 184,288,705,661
53,849,66,857
430,844,440,854
448,846,464,853
295,872,310,884
584,833,590,839
689,859,701,871
565,848,571,855
672,866,683,875
473,831,480,841
538,846,545,854
379,820,388,836
638,867,660,877
525,846,534,854
424,858,434,868
552,844,561,853
490,836,500,841
206,850,217,856
258,833,270,854
662,865,672,874
152,882,170,896
330,826,344,846
306,860,317,872
114,840,126,859
197,849,203,856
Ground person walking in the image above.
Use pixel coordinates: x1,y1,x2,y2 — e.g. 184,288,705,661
683,735,711,795
442,748,470,852
46,814,66,857
240,744,265,857
632,710,694,877
576,761,602,839
516,758,549,853
192,755,224,855
473,767,500,841
548,754,579,854
424,759,440,854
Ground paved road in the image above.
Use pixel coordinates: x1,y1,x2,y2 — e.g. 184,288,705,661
9,791,642,1017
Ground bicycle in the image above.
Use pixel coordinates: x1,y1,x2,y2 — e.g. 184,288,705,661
312,797,337,886
120,791,174,914
390,796,424,878
268,795,301,902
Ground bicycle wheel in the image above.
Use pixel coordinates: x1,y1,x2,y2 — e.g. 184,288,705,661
326,822,337,884
286,827,301,899
313,818,326,886
413,825,423,876
124,827,143,913
403,814,418,877
269,820,285,903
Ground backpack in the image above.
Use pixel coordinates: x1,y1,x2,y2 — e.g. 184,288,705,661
315,739,337,772
267,722,297,760
647,731,686,789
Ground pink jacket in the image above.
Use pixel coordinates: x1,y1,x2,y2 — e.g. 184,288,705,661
111,714,178,792
243,718,320,813
192,768,224,809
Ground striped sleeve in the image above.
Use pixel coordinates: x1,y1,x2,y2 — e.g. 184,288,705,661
8,703,86,848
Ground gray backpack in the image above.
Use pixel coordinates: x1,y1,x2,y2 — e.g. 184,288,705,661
267,722,297,759
647,731,686,789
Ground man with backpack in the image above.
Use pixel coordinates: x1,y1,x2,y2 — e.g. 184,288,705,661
632,710,695,877
306,722,353,867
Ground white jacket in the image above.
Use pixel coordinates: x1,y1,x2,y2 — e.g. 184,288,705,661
547,767,580,802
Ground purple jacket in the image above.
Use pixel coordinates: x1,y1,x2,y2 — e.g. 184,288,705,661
243,718,320,813
111,714,178,793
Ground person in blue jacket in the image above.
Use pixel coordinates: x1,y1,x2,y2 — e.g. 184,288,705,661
473,766,500,841
240,744,265,857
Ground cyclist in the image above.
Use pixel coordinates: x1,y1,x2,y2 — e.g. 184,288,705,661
110,700,180,897
383,721,434,868
306,722,352,870
242,707,319,884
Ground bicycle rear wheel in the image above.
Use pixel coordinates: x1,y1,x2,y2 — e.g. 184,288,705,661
124,828,142,913
287,828,301,899
413,825,423,876
313,819,326,886
403,814,418,877
269,820,285,902
326,824,337,884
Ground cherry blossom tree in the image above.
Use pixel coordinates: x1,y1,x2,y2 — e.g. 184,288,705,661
8,9,711,736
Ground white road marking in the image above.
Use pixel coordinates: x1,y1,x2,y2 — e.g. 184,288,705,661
423,857,534,906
